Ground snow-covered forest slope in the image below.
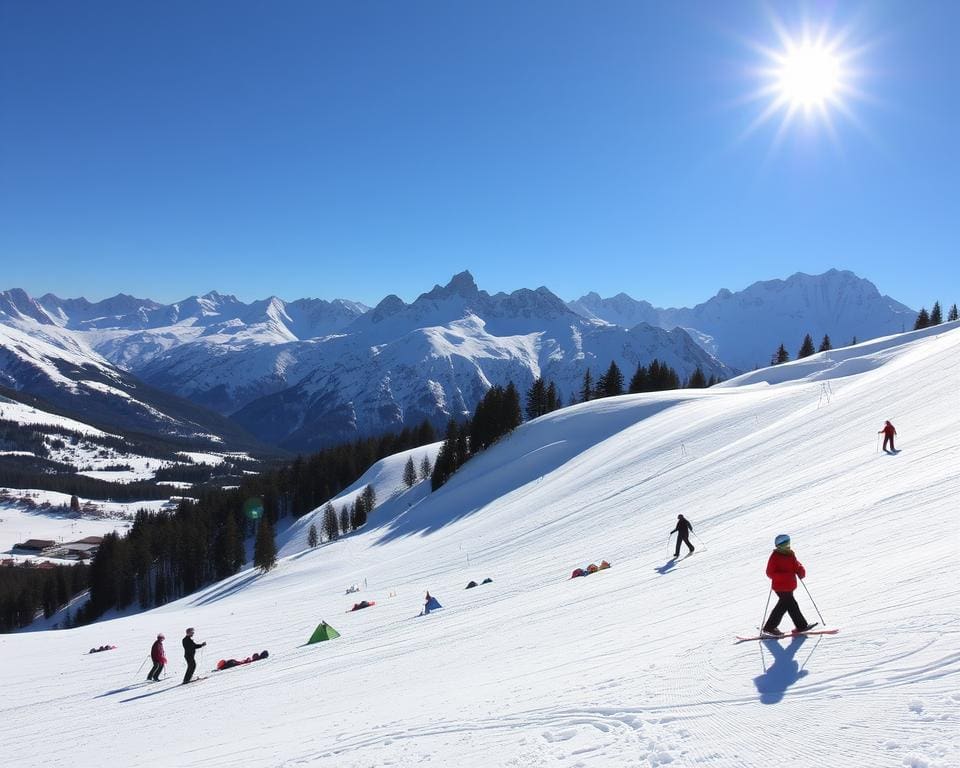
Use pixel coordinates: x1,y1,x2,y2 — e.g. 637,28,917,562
1,322,957,768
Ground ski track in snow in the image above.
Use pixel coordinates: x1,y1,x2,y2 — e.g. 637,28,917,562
2,323,959,768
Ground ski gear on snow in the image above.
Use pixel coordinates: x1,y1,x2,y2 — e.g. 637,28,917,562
736,627,838,642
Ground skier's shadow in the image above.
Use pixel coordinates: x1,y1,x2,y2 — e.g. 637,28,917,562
753,635,813,704
654,558,677,575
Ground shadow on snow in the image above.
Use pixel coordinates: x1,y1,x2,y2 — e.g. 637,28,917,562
754,635,822,704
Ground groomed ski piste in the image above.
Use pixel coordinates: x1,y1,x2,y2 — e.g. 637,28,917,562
2,323,958,768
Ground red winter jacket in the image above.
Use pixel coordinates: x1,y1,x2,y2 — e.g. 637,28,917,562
151,639,166,664
766,550,806,592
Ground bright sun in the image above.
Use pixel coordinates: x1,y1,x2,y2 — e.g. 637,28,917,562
743,20,866,145
776,44,842,107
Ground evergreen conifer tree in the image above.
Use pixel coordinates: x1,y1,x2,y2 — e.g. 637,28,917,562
403,456,417,487
687,367,707,388
339,505,350,534
948,303,959,322
818,334,832,352
914,308,930,330
361,484,376,515
503,382,522,431
526,377,547,420
253,518,277,573
580,370,593,402
70,494,80,512
930,301,942,325
308,523,318,548
774,344,790,364
600,361,624,397
628,362,649,393
798,334,816,358
419,454,432,481
350,498,367,530
322,502,339,541
545,382,559,412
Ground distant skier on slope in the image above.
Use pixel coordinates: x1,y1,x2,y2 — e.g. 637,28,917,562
670,514,695,559
147,633,166,681
762,535,816,637
421,592,442,616
182,627,206,684
879,420,897,452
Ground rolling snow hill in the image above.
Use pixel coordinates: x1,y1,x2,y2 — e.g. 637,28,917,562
1,321,957,767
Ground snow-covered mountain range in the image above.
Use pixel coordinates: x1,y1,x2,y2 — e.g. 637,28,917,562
1,274,729,450
0,306,265,453
568,269,917,370
0,269,917,450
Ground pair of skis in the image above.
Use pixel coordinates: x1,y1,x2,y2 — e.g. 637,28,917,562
735,627,839,643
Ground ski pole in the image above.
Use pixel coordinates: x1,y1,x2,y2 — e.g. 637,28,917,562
135,656,149,678
692,531,707,551
759,587,772,633
876,433,880,453
799,578,827,626
666,533,673,559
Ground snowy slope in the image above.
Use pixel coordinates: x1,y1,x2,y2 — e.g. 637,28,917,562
1,323,957,768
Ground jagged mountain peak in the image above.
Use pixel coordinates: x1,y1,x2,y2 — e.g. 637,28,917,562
0,288,56,325
418,271,481,302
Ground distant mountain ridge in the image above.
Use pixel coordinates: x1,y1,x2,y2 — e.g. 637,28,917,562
1,269,916,450
568,269,917,370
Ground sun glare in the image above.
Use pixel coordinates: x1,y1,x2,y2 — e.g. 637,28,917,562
740,18,869,148
776,44,841,107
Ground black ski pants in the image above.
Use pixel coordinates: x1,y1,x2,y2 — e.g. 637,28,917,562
765,590,809,632
674,532,694,558
183,658,196,684
883,434,895,452
147,662,164,681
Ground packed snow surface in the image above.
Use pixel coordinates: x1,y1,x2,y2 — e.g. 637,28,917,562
1,323,958,767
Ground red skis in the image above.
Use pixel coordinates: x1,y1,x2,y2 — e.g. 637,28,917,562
735,628,839,643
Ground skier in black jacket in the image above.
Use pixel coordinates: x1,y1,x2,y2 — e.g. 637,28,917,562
182,627,206,684
671,514,695,559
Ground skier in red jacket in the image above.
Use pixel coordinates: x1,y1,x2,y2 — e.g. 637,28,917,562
147,633,166,681
762,535,816,637
879,420,897,452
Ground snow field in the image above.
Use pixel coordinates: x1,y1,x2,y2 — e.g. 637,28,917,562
0,324,957,767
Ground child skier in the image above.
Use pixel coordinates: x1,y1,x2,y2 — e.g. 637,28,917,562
879,420,897,452
762,534,816,637
147,633,166,681
670,514,695,559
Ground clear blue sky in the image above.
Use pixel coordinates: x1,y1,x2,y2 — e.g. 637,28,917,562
1,1,956,310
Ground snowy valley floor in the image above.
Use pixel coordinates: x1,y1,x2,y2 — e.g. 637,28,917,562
2,324,958,767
